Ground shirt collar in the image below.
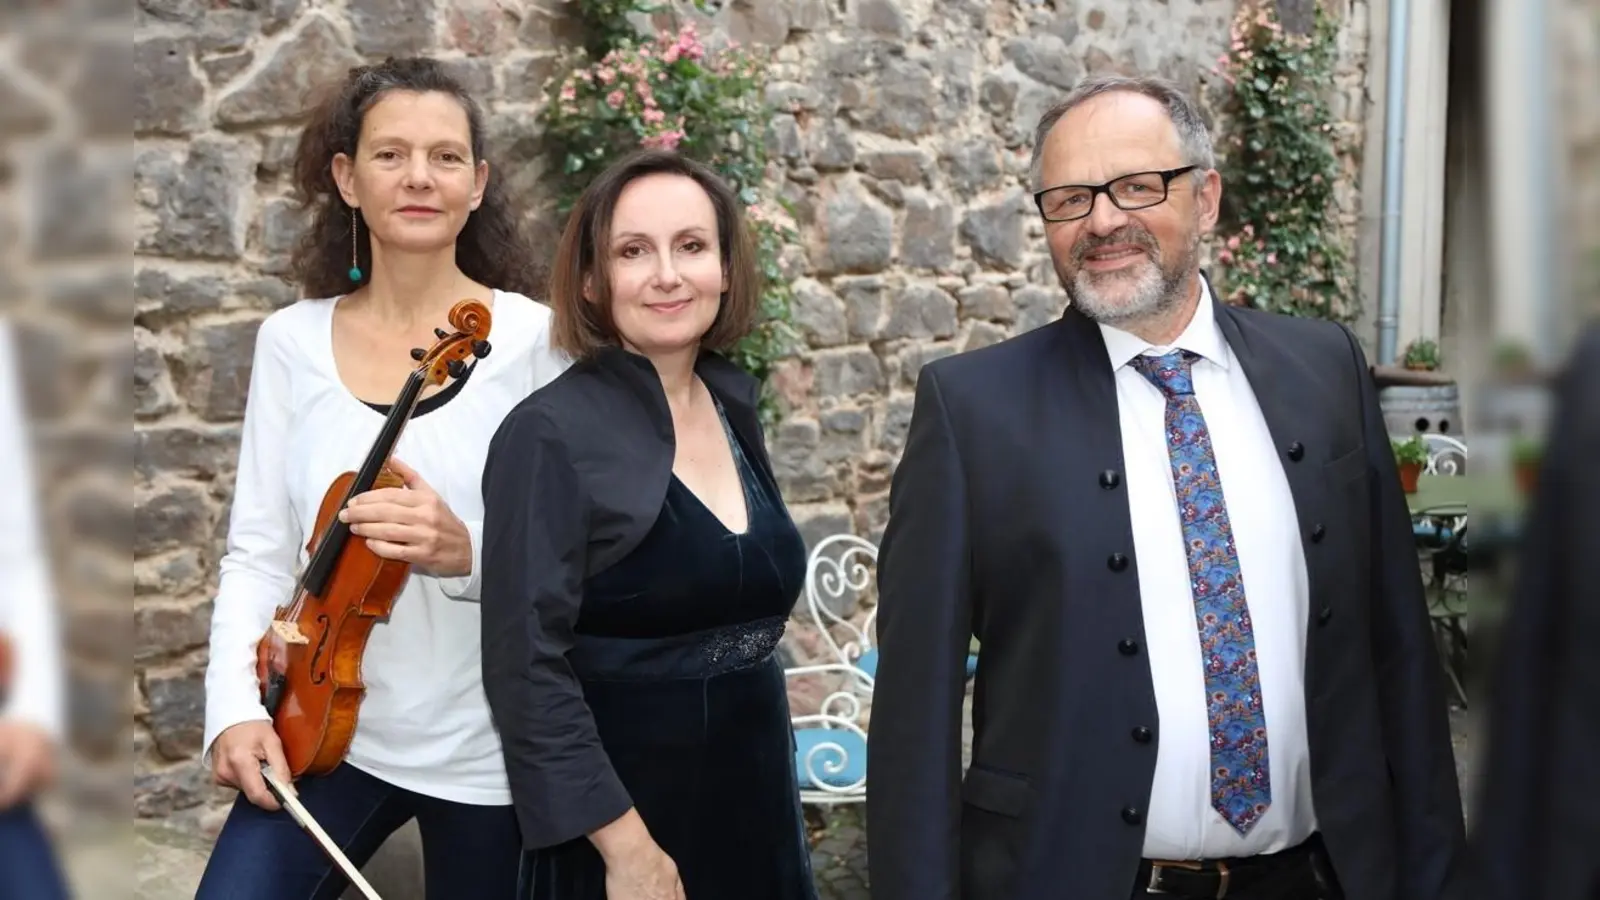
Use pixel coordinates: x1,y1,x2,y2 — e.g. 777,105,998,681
1095,274,1231,372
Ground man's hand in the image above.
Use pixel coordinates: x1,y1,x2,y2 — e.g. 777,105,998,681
0,719,57,810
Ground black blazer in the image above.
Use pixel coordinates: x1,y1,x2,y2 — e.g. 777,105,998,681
865,297,1469,900
1474,323,1600,900
477,345,771,851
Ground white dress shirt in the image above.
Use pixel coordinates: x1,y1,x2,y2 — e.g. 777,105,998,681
1097,279,1319,859
201,291,570,805
0,318,64,741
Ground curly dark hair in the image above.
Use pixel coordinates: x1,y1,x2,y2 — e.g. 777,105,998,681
287,57,543,300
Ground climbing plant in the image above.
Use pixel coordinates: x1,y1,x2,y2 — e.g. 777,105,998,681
1210,0,1356,322
539,1,799,423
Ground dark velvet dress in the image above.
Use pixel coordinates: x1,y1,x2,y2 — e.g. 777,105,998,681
517,395,817,900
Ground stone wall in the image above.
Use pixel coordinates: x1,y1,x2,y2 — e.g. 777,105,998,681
131,0,1373,826
1,4,132,828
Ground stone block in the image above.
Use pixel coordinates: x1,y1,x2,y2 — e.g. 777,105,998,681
348,0,436,57
136,599,214,665
172,319,264,422
259,198,308,263
134,37,204,135
1014,284,1068,333
857,0,910,38
136,268,230,321
837,275,888,341
144,666,208,760
942,137,1006,195
769,417,832,503
214,15,363,127
963,319,1010,352
788,502,855,555
44,266,133,327
136,548,208,601
900,191,955,271
135,425,242,482
893,341,958,390
790,278,849,347
957,283,1015,322
858,145,931,185
135,139,253,261
816,180,892,275
876,392,916,453
135,483,212,557
812,347,885,400
31,147,132,261
883,282,958,340
65,483,134,556
861,58,939,139
446,0,518,55
961,189,1028,270
134,758,219,817
1004,34,1083,90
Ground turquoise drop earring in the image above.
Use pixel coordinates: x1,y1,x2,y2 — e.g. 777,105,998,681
348,209,363,282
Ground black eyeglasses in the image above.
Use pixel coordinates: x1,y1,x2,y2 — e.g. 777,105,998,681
1032,166,1200,222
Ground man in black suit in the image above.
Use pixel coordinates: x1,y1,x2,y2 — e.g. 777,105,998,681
1473,322,1600,900
865,74,1468,900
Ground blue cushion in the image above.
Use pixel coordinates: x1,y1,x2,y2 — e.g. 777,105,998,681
793,728,868,790
850,648,978,680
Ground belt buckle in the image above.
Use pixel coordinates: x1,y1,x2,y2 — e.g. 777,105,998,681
1146,859,1230,898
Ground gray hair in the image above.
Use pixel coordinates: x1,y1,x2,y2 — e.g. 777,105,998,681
1027,74,1216,191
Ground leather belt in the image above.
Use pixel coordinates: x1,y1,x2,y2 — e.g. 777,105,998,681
1139,833,1324,898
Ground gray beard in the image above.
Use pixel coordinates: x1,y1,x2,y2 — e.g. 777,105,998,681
1059,227,1201,329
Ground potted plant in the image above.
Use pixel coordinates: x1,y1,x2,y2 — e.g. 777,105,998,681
1511,437,1542,496
1391,435,1428,494
1402,338,1440,371
1493,339,1532,379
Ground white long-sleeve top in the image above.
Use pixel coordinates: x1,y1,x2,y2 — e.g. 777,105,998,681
0,318,64,741
201,290,570,805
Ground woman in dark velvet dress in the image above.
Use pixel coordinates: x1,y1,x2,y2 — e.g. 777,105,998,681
479,149,818,900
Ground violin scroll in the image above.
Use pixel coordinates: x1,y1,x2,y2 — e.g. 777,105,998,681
408,300,493,387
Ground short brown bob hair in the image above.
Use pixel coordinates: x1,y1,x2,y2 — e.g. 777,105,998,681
548,149,763,360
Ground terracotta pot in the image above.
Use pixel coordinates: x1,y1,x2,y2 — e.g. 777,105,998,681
1514,460,1540,496
1397,461,1422,494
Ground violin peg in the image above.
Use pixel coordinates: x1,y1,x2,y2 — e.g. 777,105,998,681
472,340,491,359
434,327,448,339
409,347,425,361
447,359,465,379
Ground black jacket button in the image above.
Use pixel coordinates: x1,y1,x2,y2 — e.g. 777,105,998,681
1310,523,1326,542
1099,469,1121,489
1118,639,1139,656
1122,806,1143,825
1107,552,1129,572
1318,606,1334,625
1131,726,1153,743
1287,441,1305,461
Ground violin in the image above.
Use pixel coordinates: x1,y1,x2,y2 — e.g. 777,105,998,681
254,299,492,778
0,630,12,707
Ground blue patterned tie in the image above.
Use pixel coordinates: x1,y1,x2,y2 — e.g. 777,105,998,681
1129,350,1272,835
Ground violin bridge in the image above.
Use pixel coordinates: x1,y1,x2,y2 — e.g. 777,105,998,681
271,621,310,645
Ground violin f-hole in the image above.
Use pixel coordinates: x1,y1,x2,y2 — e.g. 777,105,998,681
309,613,332,685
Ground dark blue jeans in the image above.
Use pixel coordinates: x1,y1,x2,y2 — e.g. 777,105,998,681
0,802,69,900
194,762,521,900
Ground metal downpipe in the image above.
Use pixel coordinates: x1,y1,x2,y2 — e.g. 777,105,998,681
1375,0,1411,365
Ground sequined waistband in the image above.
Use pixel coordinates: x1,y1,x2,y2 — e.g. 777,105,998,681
568,615,788,682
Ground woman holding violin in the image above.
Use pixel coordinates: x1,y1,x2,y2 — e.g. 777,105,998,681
0,317,70,900
195,57,567,899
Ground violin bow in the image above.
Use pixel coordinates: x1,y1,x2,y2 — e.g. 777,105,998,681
258,762,386,900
